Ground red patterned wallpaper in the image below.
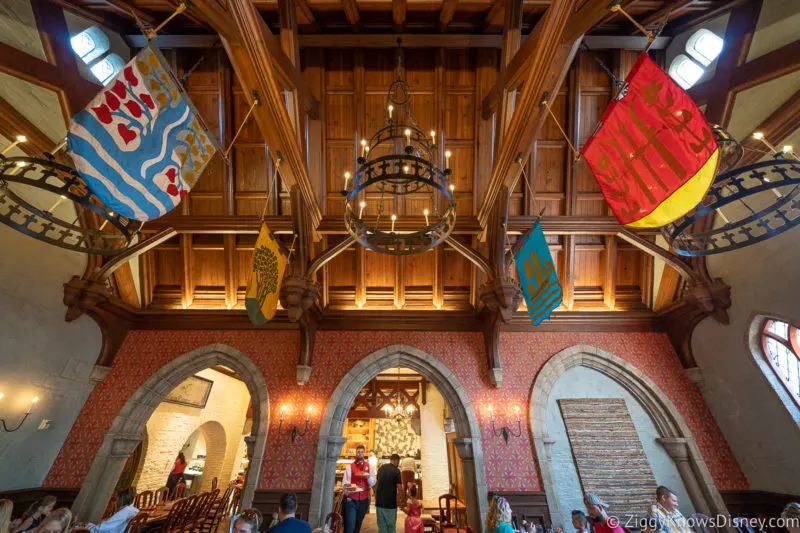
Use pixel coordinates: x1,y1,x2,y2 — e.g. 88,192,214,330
43,331,747,492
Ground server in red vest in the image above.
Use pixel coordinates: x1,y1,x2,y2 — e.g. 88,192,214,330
343,445,374,533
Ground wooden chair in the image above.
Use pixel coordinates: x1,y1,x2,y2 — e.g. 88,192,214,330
191,490,219,532
433,495,466,533
179,495,201,532
324,512,343,533
124,513,150,533
135,490,156,510
155,487,170,504
161,498,190,533
211,478,218,491
171,483,187,501
201,486,234,533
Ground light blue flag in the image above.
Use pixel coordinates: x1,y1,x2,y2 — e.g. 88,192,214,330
514,220,563,325
68,43,218,221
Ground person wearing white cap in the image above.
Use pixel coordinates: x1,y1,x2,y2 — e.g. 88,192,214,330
584,493,625,533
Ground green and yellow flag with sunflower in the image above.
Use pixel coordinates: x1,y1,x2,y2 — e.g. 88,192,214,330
245,223,288,325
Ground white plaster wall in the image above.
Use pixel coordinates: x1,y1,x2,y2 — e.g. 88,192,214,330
420,384,450,500
546,366,694,531
0,223,102,490
692,225,800,494
136,368,251,492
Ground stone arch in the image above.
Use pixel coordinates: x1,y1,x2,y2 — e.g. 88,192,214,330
71,343,269,522
130,426,148,490
195,420,227,492
309,345,488,531
530,344,729,529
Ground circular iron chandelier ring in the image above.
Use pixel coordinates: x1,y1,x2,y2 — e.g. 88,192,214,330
363,123,437,159
0,156,140,255
663,158,800,256
347,154,455,198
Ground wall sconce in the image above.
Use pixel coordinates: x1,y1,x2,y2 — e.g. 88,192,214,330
0,394,39,432
278,404,311,443
488,404,522,444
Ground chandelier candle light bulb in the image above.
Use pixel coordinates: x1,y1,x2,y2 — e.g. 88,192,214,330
48,195,67,213
430,130,436,144
391,214,397,233
344,171,351,189
359,201,366,218
27,397,38,415
423,208,429,225
361,139,367,157
2,135,27,155
388,105,393,120
445,150,451,168
753,131,779,153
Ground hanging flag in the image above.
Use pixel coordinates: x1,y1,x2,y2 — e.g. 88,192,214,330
514,221,563,326
245,223,288,325
67,43,218,221
582,53,720,228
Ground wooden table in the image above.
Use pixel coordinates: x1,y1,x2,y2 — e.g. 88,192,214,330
141,502,171,528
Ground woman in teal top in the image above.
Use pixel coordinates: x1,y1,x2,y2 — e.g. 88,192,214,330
485,496,515,533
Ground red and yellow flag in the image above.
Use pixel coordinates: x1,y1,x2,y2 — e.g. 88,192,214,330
582,53,719,228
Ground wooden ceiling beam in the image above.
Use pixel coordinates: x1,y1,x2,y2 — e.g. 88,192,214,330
666,0,752,36
632,0,696,33
481,0,634,119
483,0,505,33
477,0,581,229
496,0,524,146
295,0,320,32
439,0,458,32
342,0,361,32
739,87,800,166
145,214,659,236
701,0,762,126
191,0,322,227
393,0,407,32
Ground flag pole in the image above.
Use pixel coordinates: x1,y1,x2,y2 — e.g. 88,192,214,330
261,152,282,221
611,4,654,42
539,93,580,161
224,91,260,161
145,2,188,40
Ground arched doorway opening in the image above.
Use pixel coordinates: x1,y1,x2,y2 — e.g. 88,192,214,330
71,344,269,522
529,345,730,529
309,345,488,532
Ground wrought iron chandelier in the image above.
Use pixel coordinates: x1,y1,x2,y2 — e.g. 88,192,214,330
0,155,141,254
383,368,414,421
662,126,800,256
343,42,456,256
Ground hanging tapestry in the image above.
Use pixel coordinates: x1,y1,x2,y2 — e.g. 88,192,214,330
558,398,657,524
68,43,218,221
582,52,719,229
245,223,287,325
514,220,562,325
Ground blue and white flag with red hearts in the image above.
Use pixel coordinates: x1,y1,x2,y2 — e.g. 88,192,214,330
68,43,218,221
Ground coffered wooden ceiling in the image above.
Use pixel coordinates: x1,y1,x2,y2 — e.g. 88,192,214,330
43,0,744,321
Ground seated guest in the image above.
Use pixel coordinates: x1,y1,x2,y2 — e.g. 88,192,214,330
584,494,624,533
33,509,71,533
270,493,311,533
643,486,689,533
1,499,14,533
11,496,56,533
86,488,138,533
231,509,263,533
485,496,514,533
571,510,590,533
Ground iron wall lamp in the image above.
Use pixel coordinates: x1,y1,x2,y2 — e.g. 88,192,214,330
278,404,311,443
489,404,522,444
0,394,38,432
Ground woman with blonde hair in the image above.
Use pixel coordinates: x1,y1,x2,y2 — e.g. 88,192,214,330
1,500,14,533
32,509,71,533
485,496,514,533
11,496,56,533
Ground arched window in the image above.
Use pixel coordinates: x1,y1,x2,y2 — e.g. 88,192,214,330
90,54,125,85
760,318,800,407
668,54,705,90
70,26,109,64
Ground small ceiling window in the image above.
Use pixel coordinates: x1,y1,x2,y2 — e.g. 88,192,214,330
90,54,125,86
686,29,724,67
667,29,724,90
668,54,705,90
70,26,109,64
760,318,800,407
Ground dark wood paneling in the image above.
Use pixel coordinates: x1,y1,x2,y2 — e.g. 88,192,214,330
721,490,800,521
252,490,312,525
0,488,80,519
497,491,551,529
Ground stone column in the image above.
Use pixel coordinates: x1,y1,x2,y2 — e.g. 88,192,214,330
77,435,142,523
309,436,346,527
242,434,265,509
452,438,486,533
535,437,563,529
657,438,711,515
